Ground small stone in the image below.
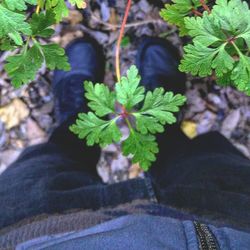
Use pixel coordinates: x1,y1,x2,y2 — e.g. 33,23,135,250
197,111,217,134
0,121,8,150
33,113,54,132
186,89,206,113
103,144,117,153
26,118,47,146
234,143,250,159
0,99,29,130
221,109,241,138
97,153,111,183
0,149,22,174
111,153,129,172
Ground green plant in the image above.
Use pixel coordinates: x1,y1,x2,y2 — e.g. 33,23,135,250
70,65,186,170
0,0,86,87
0,0,186,171
69,0,186,171
160,0,250,94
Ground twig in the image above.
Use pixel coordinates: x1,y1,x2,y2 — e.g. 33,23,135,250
90,14,164,31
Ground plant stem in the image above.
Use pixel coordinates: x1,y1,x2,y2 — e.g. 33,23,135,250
36,5,40,14
231,41,241,55
125,117,134,134
115,0,132,82
23,37,30,54
191,8,203,17
200,0,211,13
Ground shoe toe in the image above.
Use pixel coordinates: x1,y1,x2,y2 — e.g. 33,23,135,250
136,37,186,94
53,37,105,87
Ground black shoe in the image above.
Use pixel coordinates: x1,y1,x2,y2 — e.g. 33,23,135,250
53,36,105,125
136,36,186,94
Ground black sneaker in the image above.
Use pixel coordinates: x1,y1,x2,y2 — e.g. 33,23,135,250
53,36,105,125
136,36,186,94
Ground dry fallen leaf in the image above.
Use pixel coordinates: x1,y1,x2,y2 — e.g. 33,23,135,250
0,99,29,130
109,8,118,31
129,163,143,179
181,120,197,139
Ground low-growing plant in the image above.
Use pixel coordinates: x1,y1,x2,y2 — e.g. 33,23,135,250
69,0,186,170
0,0,86,87
70,66,186,170
160,0,250,94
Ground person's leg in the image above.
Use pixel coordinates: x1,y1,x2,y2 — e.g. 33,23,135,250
0,37,105,229
0,36,154,231
136,37,250,228
135,36,190,176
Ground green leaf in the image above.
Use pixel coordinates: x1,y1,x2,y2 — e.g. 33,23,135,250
160,0,203,36
70,112,122,147
4,0,37,11
231,54,250,92
39,43,70,71
211,44,235,77
133,88,186,134
5,42,70,87
122,131,159,171
180,42,214,77
184,13,224,47
8,31,23,46
115,65,145,110
69,0,86,8
0,4,31,44
84,81,116,117
46,0,69,22
134,115,164,135
121,36,130,48
4,45,43,87
0,38,18,51
212,0,249,36
30,11,56,37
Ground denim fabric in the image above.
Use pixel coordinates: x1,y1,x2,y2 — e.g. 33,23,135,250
16,215,192,250
150,130,250,229
0,117,153,230
1,112,250,234
1,119,250,232
16,215,250,250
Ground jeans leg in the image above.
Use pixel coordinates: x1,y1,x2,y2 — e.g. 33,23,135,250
150,130,250,228
149,125,190,186
49,115,101,176
0,115,102,229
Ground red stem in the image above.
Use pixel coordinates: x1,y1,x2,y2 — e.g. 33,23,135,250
115,0,132,82
191,8,203,17
200,0,211,13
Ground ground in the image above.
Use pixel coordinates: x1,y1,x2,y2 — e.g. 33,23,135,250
0,0,250,183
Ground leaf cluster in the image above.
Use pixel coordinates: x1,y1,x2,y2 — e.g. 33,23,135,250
161,0,250,95
0,0,86,87
70,65,186,171
160,0,205,36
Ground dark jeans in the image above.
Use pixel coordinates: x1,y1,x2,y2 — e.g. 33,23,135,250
1,116,250,231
